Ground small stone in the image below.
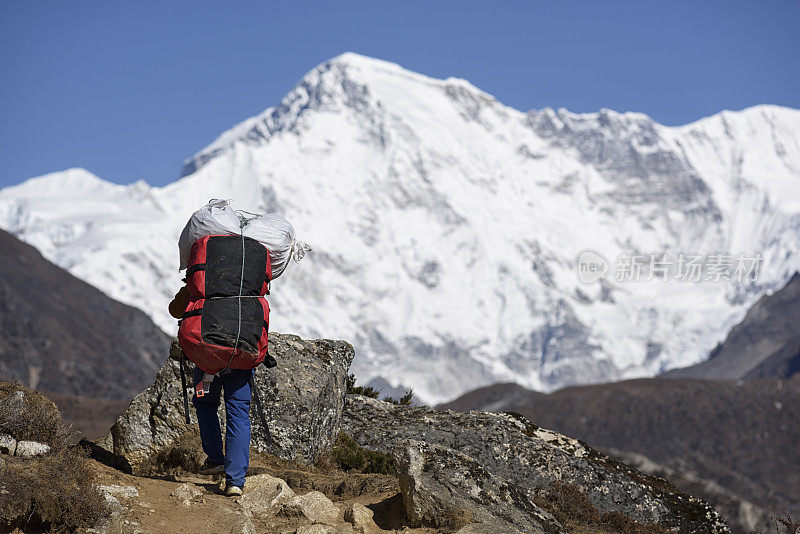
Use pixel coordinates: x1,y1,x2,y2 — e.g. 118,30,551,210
280,490,340,525
456,523,523,534
294,525,353,534
2,391,24,409
171,482,203,506
99,484,139,499
238,473,295,517
343,503,377,532
14,440,50,457
103,493,122,511
0,434,15,455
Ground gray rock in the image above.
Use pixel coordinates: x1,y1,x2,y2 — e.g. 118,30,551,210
104,333,353,471
0,433,16,455
102,492,123,512
343,395,729,533
99,485,139,499
279,490,340,525
342,503,377,533
171,482,203,506
238,473,295,517
394,439,562,533
455,523,522,534
293,526,353,534
14,440,50,457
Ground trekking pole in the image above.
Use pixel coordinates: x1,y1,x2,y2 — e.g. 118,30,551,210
249,366,273,445
179,350,191,425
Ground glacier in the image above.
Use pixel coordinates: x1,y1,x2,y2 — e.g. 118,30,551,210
1,52,799,404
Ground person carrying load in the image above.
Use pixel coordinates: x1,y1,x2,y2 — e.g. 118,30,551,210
168,200,310,496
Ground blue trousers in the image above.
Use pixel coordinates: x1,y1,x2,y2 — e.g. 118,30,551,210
192,367,253,487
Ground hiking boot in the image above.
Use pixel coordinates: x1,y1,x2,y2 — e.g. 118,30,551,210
224,484,243,497
198,460,225,475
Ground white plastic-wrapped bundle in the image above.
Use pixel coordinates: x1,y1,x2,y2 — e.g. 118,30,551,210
178,200,240,270
240,213,311,279
178,200,310,279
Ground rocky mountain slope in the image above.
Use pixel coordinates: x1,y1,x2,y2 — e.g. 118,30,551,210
661,271,800,380
88,332,728,533
440,377,800,533
2,53,800,403
0,228,169,399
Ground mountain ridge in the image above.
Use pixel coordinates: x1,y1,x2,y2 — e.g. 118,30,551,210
1,53,799,404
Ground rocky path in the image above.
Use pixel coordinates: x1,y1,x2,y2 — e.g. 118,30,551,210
89,453,438,534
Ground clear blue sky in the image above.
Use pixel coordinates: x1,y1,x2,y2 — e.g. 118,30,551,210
1,1,798,188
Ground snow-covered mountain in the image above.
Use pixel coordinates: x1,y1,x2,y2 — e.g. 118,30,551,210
2,53,799,404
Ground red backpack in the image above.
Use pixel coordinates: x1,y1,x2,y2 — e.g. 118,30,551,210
178,234,273,374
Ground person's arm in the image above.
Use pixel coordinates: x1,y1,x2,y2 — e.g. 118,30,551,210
168,286,190,319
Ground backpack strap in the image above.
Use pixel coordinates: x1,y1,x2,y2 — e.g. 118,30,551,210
249,371,273,445
186,263,206,277
178,308,203,325
179,350,191,425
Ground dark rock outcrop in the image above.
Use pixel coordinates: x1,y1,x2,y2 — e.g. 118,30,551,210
394,439,564,533
441,377,800,533
102,334,353,472
343,394,729,533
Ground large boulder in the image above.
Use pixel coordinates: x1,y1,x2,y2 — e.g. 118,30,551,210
342,395,729,533
103,334,353,472
394,439,564,533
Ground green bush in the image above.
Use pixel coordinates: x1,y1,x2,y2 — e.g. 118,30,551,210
345,373,380,398
382,389,415,405
327,432,396,475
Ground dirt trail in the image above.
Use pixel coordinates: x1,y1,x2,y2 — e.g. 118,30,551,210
90,453,438,534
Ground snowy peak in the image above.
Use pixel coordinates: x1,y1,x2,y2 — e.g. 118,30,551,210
2,54,800,404
181,53,504,177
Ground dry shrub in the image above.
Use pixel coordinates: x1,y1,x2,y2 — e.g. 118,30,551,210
535,481,668,534
140,426,205,476
0,382,61,446
0,382,108,531
0,447,107,532
757,513,800,534
317,432,396,475
437,506,475,532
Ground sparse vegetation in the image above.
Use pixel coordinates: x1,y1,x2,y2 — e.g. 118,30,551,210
0,382,61,446
757,513,800,534
322,432,396,475
346,373,415,404
0,382,108,532
346,373,380,398
534,481,669,534
141,426,205,476
383,389,415,405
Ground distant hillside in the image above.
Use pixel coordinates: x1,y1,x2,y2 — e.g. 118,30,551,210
661,272,800,380
0,229,169,399
440,377,800,533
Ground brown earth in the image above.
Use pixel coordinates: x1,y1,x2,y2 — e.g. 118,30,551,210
89,450,438,534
